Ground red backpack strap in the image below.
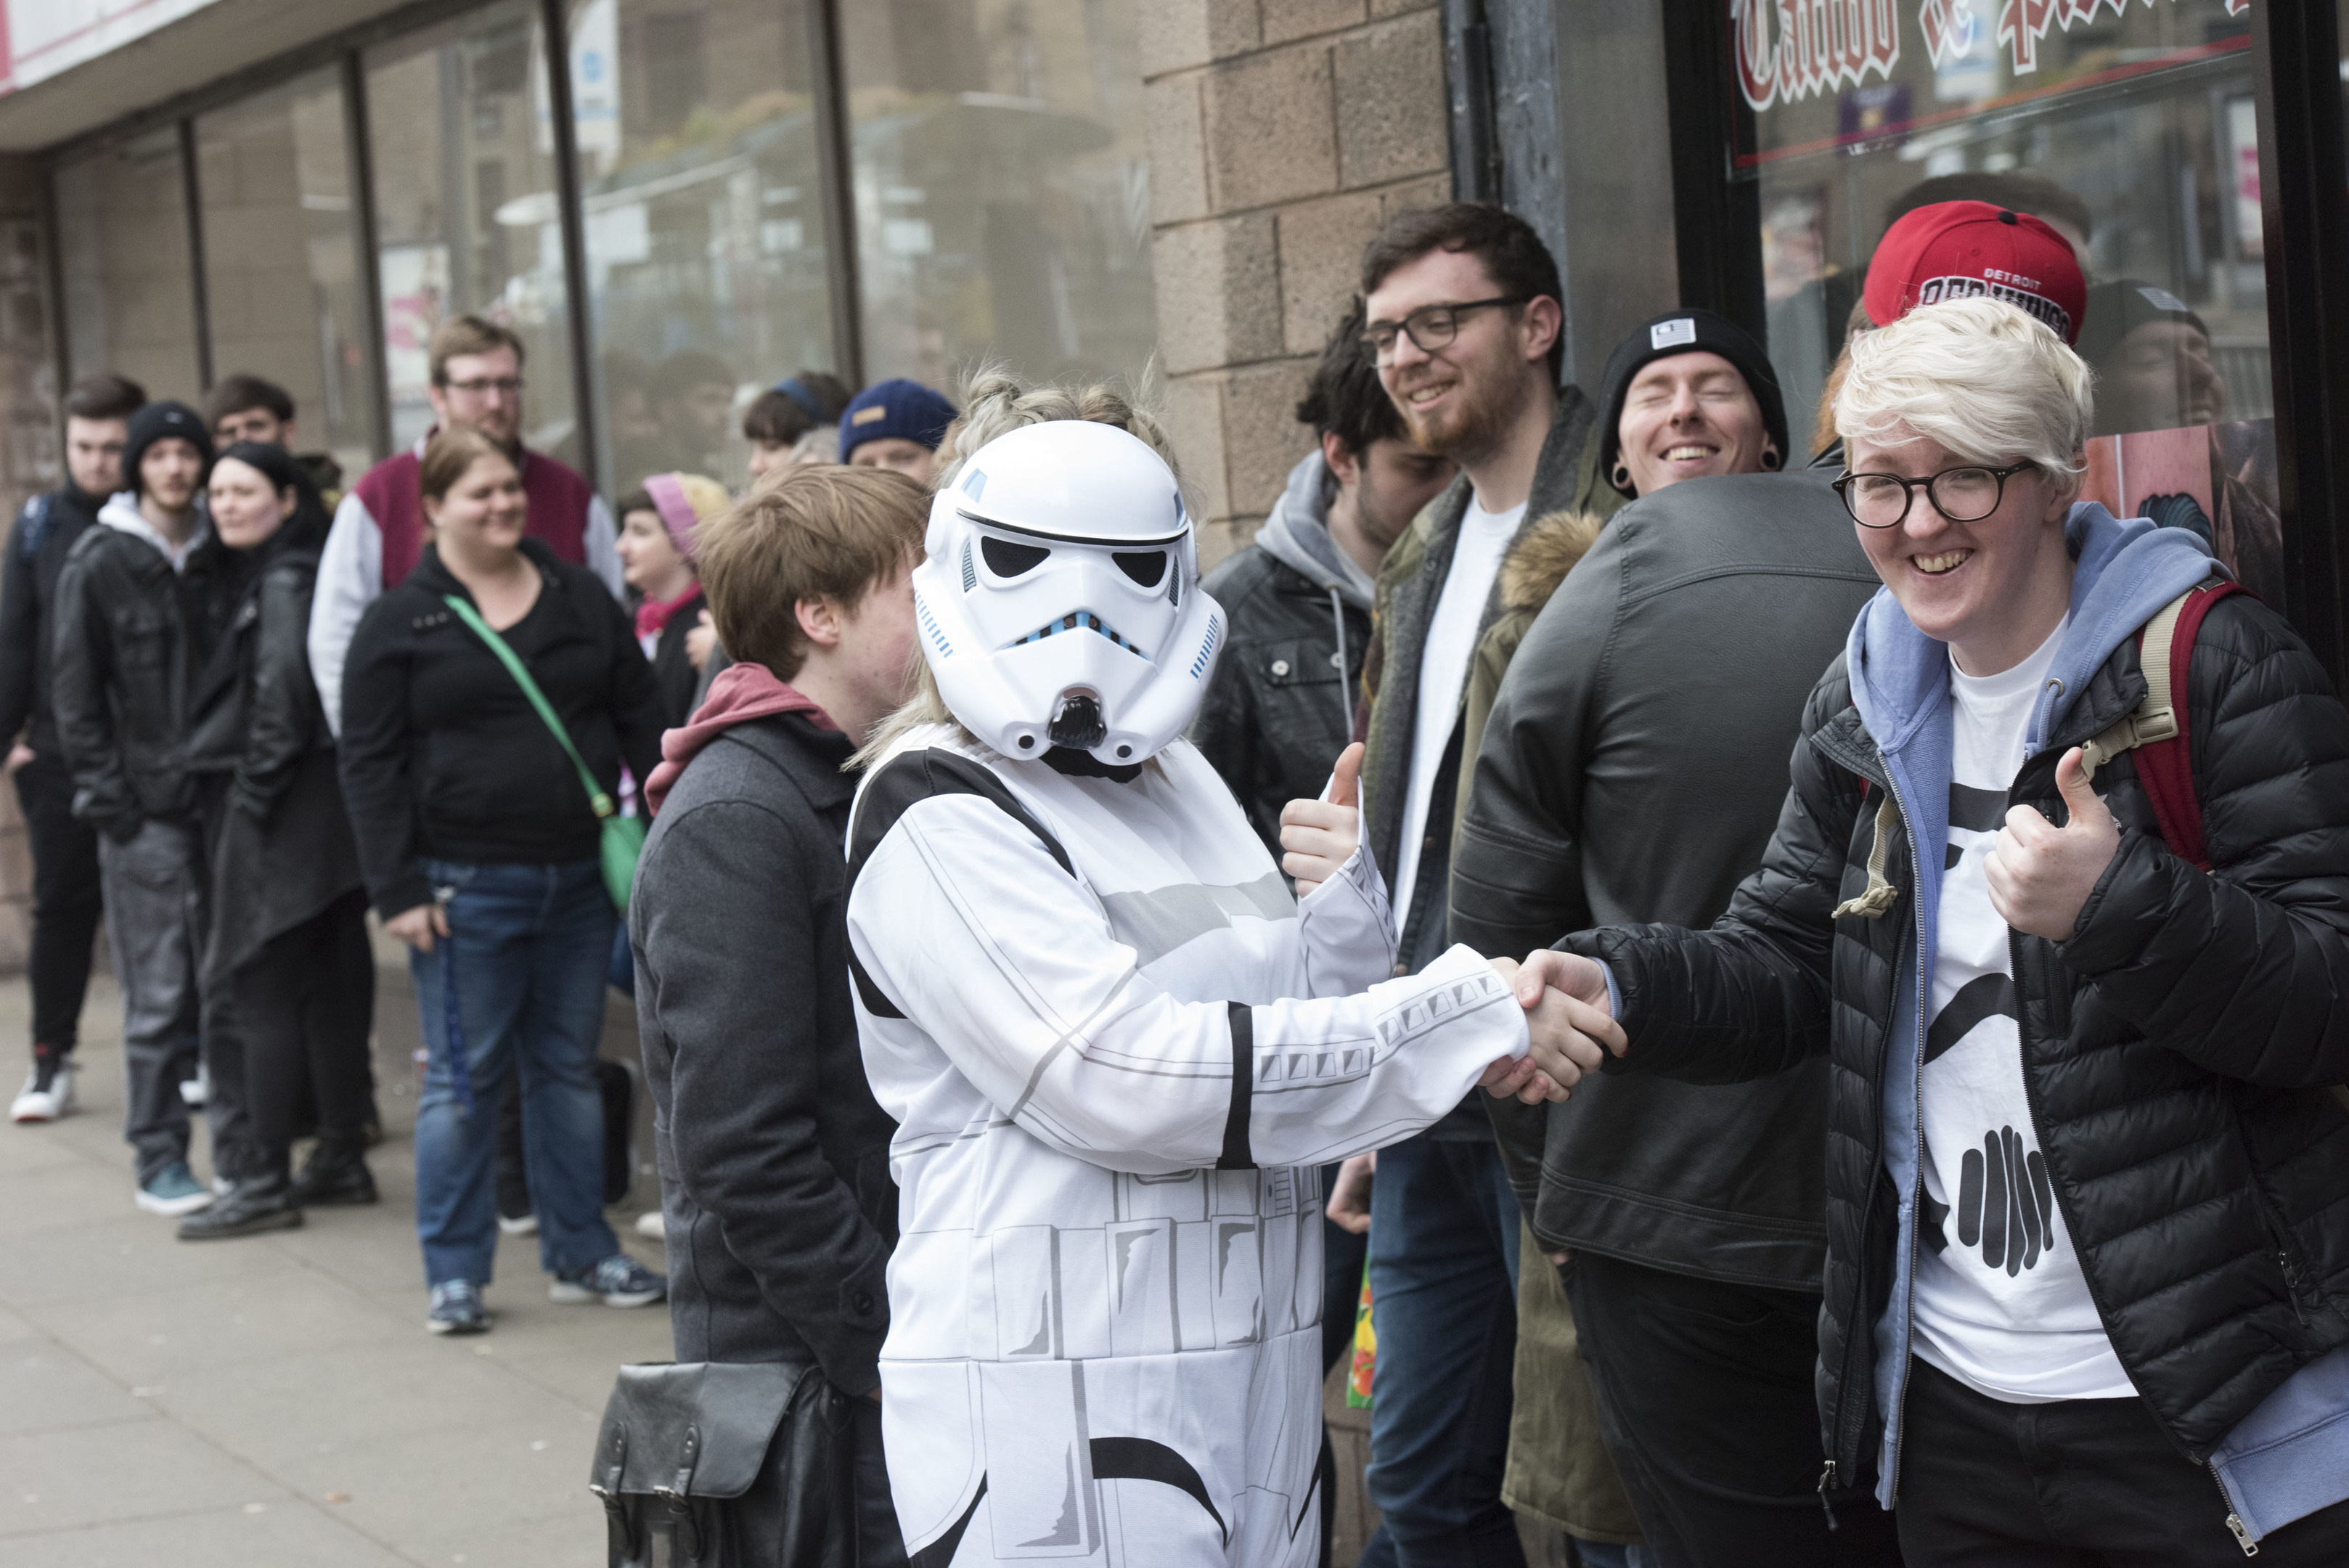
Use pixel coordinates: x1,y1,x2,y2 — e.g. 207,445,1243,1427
2128,581,2244,871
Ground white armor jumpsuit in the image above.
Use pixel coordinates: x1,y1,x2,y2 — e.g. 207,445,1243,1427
845,724,1529,1567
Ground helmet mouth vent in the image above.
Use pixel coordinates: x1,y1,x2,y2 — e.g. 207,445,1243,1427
1004,611,1151,661
1047,691,1107,750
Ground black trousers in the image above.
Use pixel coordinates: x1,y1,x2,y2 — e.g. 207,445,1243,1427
1564,1251,1904,1568
1898,1357,2349,1565
13,751,101,1054
230,891,376,1161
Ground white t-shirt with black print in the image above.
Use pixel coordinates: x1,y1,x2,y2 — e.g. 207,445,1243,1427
1911,615,2136,1405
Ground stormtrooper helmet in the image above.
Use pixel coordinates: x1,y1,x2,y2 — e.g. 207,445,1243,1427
912,420,1226,767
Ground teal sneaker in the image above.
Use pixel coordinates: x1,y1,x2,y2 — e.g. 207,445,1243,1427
426,1281,491,1336
135,1161,214,1217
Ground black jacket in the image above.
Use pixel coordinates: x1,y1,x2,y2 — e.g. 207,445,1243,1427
1453,462,1882,1290
338,538,664,918
648,588,706,729
198,542,364,977
1574,593,2349,1477
0,483,105,756
631,711,897,1392
51,513,247,838
1193,547,1368,862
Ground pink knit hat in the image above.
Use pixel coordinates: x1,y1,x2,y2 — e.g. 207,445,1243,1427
642,472,730,563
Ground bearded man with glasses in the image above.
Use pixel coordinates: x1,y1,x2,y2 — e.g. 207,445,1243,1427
1328,203,1633,1568
306,313,626,737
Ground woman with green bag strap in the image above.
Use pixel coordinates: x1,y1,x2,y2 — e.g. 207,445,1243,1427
335,425,669,1336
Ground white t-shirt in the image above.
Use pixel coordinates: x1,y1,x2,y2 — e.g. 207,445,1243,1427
1911,615,2135,1405
1388,497,1524,936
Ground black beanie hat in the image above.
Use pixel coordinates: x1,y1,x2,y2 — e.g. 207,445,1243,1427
121,400,216,494
2075,279,2210,374
1596,307,1789,497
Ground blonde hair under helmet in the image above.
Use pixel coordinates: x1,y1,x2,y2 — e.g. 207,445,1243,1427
1832,296,2096,481
642,471,730,563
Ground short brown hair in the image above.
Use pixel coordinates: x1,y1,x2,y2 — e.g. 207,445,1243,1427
696,465,927,680
1360,203,1564,378
203,372,293,428
65,373,146,422
429,314,526,386
420,424,512,505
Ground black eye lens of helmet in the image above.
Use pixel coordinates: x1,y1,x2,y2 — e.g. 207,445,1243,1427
981,537,1051,577
1112,550,1168,587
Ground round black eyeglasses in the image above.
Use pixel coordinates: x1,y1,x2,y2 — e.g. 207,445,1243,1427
1832,460,2037,528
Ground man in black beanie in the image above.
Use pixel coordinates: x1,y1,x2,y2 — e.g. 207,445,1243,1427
1595,307,1789,499
52,399,255,1215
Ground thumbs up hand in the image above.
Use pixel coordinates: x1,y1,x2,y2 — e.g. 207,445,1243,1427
1281,742,1365,899
1985,746,2121,942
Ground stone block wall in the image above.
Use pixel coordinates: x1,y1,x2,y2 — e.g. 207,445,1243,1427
0,155,57,974
1143,0,1453,568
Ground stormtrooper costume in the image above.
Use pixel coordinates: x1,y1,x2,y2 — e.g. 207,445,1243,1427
845,421,1529,1568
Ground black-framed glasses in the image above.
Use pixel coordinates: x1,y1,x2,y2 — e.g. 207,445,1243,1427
1832,460,2037,529
1360,297,1525,364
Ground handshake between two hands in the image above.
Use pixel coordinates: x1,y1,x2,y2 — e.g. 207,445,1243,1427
1278,743,1625,1109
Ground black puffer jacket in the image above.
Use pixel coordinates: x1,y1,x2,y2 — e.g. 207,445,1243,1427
51,513,246,838
1570,590,2349,1485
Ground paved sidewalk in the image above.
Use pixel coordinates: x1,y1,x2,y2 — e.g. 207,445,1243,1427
0,965,671,1567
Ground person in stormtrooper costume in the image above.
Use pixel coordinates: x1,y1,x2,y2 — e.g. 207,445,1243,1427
845,419,1597,1567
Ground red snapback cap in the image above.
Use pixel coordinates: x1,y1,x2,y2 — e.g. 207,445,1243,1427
1865,200,2085,346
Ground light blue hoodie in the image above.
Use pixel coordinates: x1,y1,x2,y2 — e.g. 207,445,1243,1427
1844,502,2349,1540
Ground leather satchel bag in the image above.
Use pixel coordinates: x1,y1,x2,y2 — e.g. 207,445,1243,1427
589,1360,857,1568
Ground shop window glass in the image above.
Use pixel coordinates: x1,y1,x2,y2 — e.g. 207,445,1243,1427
1736,0,2278,599
195,69,377,486
566,0,835,495
55,128,203,404
364,1,579,460
842,0,1158,392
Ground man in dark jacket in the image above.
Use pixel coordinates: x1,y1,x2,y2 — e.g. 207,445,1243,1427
1340,203,1626,1568
630,465,927,1565
1195,301,1452,864
1514,300,2349,1561
4,372,142,1123
1451,456,1896,1564
52,401,252,1213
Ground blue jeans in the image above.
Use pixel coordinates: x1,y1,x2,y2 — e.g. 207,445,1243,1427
1360,1133,1524,1568
410,859,618,1289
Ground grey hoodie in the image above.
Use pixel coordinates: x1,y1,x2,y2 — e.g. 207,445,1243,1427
1254,451,1376,613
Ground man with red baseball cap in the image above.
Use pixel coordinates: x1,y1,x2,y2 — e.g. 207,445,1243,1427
1863,199,2087,346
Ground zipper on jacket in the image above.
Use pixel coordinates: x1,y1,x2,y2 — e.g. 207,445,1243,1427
1810,727,1900,1487
1883,769,1929,1506
2210,1461,2258,1556
1815,1461,1840,1531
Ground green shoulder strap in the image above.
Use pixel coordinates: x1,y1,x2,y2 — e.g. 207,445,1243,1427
441,593,616,821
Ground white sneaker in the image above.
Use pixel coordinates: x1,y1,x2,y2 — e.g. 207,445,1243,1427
179,1065,209,1108
497,1212,539,1236
10,1060,75,1122
634,1210,665,1240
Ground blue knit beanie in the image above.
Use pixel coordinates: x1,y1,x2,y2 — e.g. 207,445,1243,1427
840,378,957,460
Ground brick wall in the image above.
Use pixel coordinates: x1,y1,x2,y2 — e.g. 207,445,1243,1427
0,155,58,973
1143,1,1452,569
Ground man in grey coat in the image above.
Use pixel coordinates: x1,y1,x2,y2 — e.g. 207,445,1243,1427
629,465,928,1567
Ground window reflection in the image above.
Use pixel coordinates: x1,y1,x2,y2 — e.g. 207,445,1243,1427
195,69,377,483
364,0,577,457
56,127,202,402
842,0,1158,390
1740,0,2281,600
568,0,838,496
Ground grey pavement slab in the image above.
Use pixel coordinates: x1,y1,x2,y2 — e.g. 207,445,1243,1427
0,965,672,1564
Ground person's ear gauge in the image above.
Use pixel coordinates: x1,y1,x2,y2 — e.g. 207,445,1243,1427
1609,460,1633,494
1762,441,1784,471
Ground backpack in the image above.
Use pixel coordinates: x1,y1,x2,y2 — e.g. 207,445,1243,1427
2077,579,2243,869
